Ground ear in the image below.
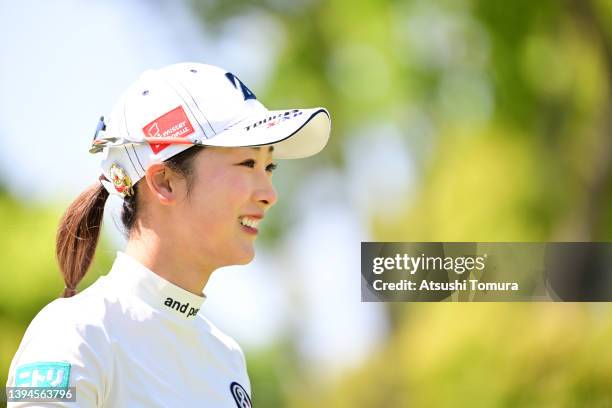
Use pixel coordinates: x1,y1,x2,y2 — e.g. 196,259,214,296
144,162,183,205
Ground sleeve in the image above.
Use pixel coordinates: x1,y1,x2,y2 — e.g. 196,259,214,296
6,301,112,407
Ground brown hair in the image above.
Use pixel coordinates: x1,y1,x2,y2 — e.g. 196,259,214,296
56,145,205,298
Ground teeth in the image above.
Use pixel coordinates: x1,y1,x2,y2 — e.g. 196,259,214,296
240,217,260,229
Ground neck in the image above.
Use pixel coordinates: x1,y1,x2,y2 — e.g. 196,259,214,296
124,227,214,297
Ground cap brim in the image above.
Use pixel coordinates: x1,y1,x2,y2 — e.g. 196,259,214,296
201,107,331,159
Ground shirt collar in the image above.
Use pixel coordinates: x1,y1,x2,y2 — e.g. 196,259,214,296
107,251,206,320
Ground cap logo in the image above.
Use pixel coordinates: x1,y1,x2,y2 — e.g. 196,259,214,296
147,122,160,137
225,72,256,101
109,163,134,197
245,109,303,131
143,106,195,154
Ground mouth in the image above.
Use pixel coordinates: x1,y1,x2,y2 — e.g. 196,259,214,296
239,215,262,235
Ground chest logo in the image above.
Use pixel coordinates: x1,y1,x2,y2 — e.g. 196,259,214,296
230,381,252,408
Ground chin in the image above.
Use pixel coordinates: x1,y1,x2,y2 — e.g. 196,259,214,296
229,244,255,266
235,250,255,265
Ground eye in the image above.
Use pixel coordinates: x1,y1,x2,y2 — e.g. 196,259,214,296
237,159,277,173
239,159,256,168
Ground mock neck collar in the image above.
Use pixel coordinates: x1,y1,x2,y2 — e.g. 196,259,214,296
107,251,206,320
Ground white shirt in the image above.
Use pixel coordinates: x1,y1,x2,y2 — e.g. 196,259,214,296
6,252,252,407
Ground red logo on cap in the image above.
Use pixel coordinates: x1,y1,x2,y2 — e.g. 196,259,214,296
143,106,195,154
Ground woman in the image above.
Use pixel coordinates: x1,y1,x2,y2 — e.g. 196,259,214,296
6,62,330,407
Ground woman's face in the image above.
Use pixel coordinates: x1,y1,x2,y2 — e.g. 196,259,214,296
174,146,277,269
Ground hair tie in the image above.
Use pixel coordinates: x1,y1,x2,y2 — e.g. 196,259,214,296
63,286,77,298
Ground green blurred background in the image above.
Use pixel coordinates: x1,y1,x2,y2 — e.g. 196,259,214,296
2,0,612,406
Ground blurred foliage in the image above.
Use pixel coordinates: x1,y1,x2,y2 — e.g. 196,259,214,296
194,0,612,242
290,304,612,407
190,0,612,406
2,0,612,406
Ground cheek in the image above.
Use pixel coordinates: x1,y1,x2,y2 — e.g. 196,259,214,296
188,173,251,231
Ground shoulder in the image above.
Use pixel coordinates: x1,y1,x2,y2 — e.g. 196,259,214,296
199,314,244,352
24,277,115,342
6,278,116,402
198,314,247,365
196,314,251,394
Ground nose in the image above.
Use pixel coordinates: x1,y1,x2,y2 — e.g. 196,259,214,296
254,173,277,209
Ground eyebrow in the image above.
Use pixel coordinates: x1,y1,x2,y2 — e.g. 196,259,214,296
250,146,274,152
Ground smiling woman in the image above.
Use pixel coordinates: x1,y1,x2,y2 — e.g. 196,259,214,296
5,63,330,407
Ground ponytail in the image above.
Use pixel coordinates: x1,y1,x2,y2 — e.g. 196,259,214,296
56,182,109,298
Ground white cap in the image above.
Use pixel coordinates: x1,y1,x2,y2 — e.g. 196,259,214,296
91,62,331,198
